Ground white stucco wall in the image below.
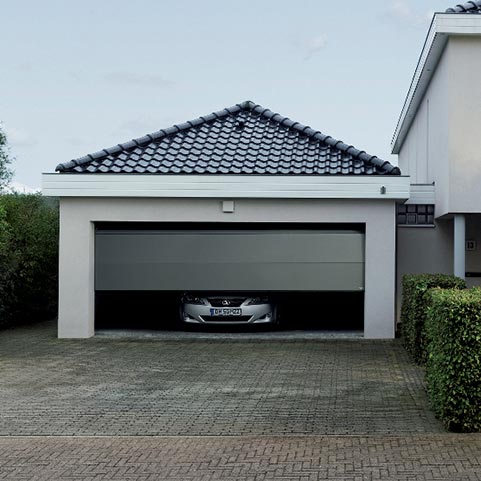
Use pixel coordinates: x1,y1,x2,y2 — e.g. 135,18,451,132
396,221,454,320
58,207,95,338
58,197,397,339
397,39,451,216
396,215,481,312
448,36,481,214
398,36,481,217
394,22,481,300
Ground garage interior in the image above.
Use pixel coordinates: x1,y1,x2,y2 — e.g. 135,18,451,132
95,222,365,333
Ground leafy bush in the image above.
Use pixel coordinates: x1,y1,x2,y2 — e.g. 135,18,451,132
0,125,13,193
401,274,466,364
425,288,481,432
0,203,13,322
0,193,58,328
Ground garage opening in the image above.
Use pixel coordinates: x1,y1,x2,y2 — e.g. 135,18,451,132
95,291,364,331
95,223,365,333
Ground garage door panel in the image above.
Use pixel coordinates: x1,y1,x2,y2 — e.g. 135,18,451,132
95,229,365,291
96,261,364,291
97,232,364,264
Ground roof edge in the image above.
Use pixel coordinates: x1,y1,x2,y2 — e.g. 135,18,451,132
43,172,411,199
392,12,481,154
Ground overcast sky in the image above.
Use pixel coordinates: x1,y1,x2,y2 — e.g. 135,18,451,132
1,0,455,189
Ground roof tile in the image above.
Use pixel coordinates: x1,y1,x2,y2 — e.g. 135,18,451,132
446,1,481,12
56,101,401,176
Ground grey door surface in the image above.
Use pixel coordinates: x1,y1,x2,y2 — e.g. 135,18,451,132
95,229,365,291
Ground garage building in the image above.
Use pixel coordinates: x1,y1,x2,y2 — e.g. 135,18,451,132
42,101,409,339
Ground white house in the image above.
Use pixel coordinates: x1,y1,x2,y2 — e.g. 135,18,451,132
393,1,481,306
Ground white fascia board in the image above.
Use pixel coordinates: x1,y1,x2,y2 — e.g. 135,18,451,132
405,184,436,205
391,14,481,154
42,173,410,200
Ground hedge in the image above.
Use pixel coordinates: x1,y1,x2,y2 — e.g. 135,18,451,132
425,288,481,432
401,274,466,364
0,193,58,328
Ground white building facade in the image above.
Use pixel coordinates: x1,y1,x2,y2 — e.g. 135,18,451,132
393,6,481,301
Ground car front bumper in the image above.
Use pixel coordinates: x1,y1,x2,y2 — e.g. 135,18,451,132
181,303,275,324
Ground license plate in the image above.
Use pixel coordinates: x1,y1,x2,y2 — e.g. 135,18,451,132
210,308,242,316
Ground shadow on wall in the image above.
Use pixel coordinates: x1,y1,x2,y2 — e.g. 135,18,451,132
95,291,364,332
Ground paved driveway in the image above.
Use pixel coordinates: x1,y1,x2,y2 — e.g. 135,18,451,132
1,321,440,436
1,321,480,480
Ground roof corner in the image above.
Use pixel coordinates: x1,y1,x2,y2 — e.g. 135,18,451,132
238,100,257,110
446,1,481,13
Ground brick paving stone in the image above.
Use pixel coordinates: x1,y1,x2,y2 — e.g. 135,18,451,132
0,321,442,436
0,436,480,481
3,321,478,480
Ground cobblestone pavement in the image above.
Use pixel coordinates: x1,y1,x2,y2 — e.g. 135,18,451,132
1,435,480,481
2,322,480,480
0,321,441,436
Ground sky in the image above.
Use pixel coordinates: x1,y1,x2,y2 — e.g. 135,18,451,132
0,0,456,190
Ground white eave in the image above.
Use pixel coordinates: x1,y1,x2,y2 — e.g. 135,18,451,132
392,13,481,154
42,173,410,200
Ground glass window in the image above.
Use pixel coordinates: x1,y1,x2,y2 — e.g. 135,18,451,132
397,204,435,226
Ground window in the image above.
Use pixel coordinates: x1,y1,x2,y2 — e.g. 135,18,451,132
397,204,434,226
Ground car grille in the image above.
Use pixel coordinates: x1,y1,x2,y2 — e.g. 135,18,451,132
208,298,246,307
201,316,252,323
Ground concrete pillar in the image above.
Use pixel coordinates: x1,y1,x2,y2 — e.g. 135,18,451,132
363,203,396,339
454,214,466,280
58,202,95,338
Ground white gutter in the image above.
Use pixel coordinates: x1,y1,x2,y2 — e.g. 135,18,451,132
42,173,410,200
392,13,481,154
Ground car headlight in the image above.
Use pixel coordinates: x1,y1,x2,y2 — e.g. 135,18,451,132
246,297,269,305
182,295,206,305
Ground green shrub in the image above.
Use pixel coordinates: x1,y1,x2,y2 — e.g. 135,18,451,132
401,274,466,364
0,203,13,323
425,288,481,432
0,193,58,327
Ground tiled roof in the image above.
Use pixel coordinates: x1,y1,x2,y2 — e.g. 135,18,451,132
446,1,481,12
56,101,401,176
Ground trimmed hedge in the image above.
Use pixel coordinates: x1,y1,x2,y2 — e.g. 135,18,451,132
401,274,466,364
425,288,481,432
0,193,58,328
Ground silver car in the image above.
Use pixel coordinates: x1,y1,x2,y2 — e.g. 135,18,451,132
180,293,277,325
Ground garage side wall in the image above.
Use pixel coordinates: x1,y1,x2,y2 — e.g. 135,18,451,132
58,197,397,339
58,205,95,338
396,221,454,322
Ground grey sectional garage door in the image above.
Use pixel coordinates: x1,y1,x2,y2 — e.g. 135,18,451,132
95,229,365,291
